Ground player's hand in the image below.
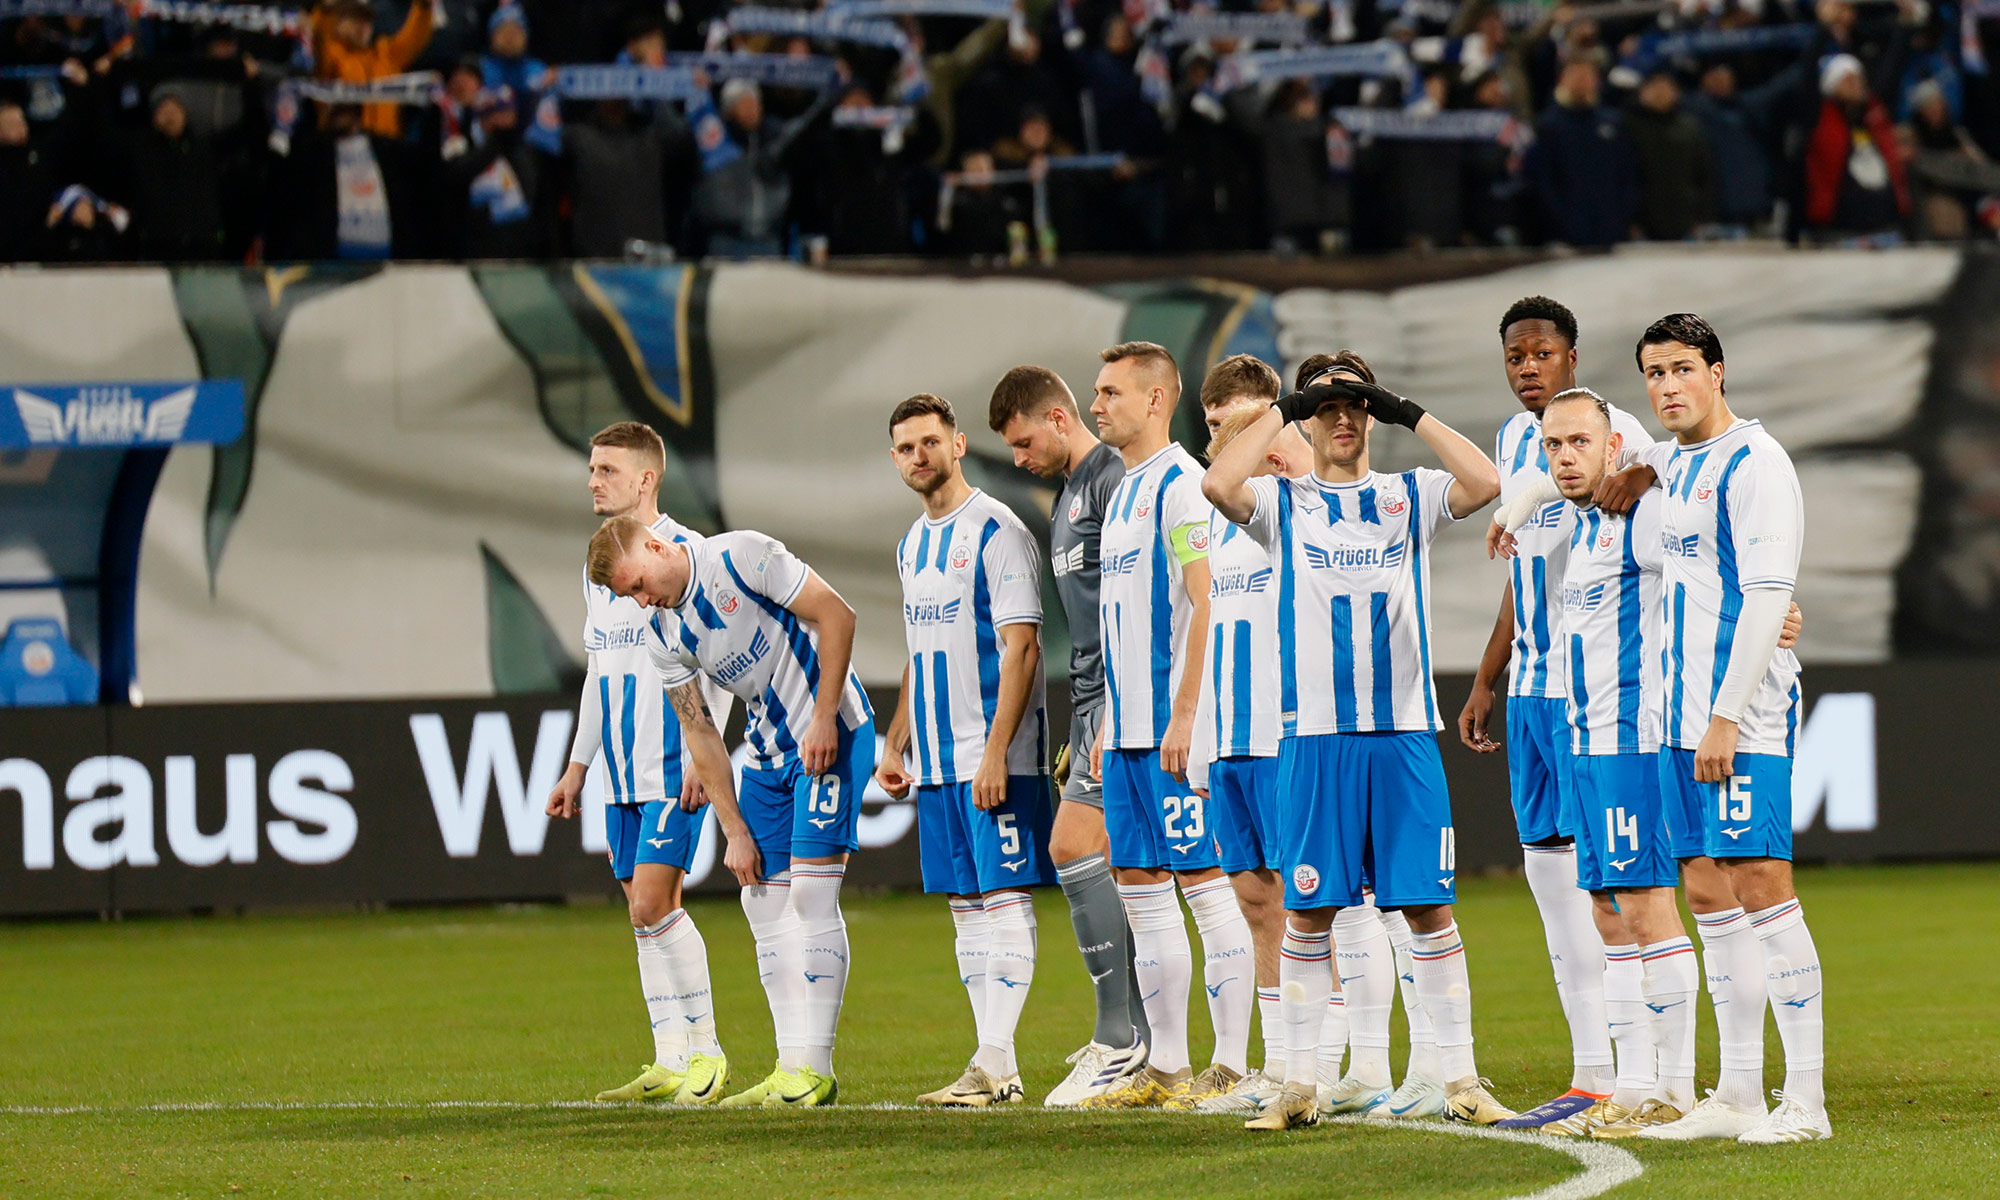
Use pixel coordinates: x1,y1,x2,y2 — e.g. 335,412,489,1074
1325,379,1426,430
1159,713,1193,781
971,752,1007,812
1594,464,1656,516
874,752,913,801
1090,723,1106,781
1779,601,1803,649
1458,682,1501,753
1486,520,1519,561
799,713,839,776
1694,717,1739,784
679,774,708,814
723,830,763,888
545,762,586,818
1274,383,1344,424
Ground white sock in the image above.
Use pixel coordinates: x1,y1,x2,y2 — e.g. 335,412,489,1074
1603,943,1654,1109
1333,905,1394,1089
977,891,1037,1079
1183,876,1254,1075
1278,923,1332,1084
1750,899,1825,1112
1120,880,1192,1075
1257,986,1285,1080
1640,935,1699,1112
789,864,850,1076
1524,846,1613,1092
1410,921,1477,1086
1315,992,1348,1088
1695,907,1768,1108
1380,909,1440,1080
948,897,990,1047
740,876,809,1070
634,914,691,1069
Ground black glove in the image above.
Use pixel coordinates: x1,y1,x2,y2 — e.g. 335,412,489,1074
1273,383,1345,424
1331,379,1426,430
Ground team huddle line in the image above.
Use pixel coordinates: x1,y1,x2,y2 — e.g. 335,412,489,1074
545,296,1828,1145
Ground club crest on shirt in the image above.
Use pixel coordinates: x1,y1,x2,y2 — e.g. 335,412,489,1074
1067,495,1083,522
1696,473,1716,502
1598,532,1615,551
1378,492,1408,516
950,544,973,571
1187,524,1209,552
1135,499,1151,519
717,589,741,615
1292,864,1320,894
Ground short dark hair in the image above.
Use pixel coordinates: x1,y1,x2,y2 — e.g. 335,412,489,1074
1100,341,1181,399
1294,350,1376,389
1634,313,1724,371
1199,354,1281,409
889,393,956,435
590,420,665,474
1499,296,1579,348
988,365,1075,432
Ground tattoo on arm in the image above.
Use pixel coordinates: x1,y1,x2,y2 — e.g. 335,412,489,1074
669,682,715,732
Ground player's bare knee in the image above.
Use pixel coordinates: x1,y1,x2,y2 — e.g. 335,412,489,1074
1679,857,1736,912
1286,907,1336,935
1723,857,1794,911
1399,903,1452,934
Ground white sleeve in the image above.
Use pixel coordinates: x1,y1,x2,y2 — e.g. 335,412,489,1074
984,520,1043,627
734,531,812,606
1609,405,1658,470
1415,466,1458,535
1242,476,1283,550
1638,437,1676,479
1161,471,1214,586
1730,449,1804,591
644,612,699,688
569,657,603,766
1712,588,1792,724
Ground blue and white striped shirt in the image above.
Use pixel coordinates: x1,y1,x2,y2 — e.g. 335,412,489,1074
1560,497,1663,756
1193,509,1280,766
894,489,1048,786
1241,468,1457,735
1099,444,1214,751
570,513,696,805
645,530,873,771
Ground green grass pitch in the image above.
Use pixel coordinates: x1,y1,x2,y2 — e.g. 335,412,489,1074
2,863,1996,1199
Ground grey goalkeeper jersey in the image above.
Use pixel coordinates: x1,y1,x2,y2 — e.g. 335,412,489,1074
1051,441,1125,714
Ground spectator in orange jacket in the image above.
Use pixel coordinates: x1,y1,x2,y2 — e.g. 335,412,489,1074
310,0,436,139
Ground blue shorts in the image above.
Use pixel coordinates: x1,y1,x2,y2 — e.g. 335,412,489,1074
916,775,1059,895
1278,731,1455,911
1210,755,1281,874
1571,753,1676,891
1506,696,1577,843
1658,747,1708,861
739,718,878,878
1103,748,1220,872
605,799,702,881
1658,748,1793,861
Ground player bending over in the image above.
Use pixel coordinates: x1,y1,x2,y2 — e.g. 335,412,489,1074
545,422,732,1106
588,512,876,1109
1202,353,1507,1132
876,394,1059,1107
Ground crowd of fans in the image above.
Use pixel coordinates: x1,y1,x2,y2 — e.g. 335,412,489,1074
4,0,2000,263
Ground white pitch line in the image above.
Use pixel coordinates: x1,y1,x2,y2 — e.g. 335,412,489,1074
0,1103,1643,1199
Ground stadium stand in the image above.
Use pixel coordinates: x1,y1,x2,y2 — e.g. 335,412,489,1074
3,0,1998,262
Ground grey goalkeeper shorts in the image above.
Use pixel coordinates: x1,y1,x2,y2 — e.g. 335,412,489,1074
1059,704,1105,810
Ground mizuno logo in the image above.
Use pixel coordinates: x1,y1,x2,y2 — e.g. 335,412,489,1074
1002,857,1027,871
1645,1000,1686,1014
1720,826,1750,840
808,816,839,830
684,1014,701,1023
12,384,198,446
1608,856,1636,870
1205,976,1238,998
1438,875,1454,887
1170,841,1198,855
995,976,1027,989
803,972,831,983
712,628,772,685
1101,547,1144,576
1400,973,1414,984
1779,992,1820,1009
1338,974,1363,985
1303,542,1408,571
647,837,674,848
903,598,963,626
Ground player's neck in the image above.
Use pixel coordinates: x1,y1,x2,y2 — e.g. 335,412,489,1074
1117,427,1170,469
1312,453,1369,485
1063,425,1101,476
661,543,692,608
1678,399,1738,445
626,502,661,527
922,473,974,520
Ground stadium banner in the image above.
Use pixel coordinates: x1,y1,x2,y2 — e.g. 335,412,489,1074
0,380,245,449
0,662,1983,914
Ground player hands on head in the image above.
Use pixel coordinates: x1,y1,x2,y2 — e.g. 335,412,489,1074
877,394,1060,1109
589,494,877,1111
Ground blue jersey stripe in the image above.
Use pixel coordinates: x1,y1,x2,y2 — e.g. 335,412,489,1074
1570,632,1592,752
1358,487,1379,525
1105,601,1124,742
1528,556,1550,694
913,524,932,575
1405,470,1437,728
720,549,824,760
932,649,956,778
1230,619,1252,757
1148,465,1182,741
1331,594,1356,730
1210,619,1226,754
619,671,638,802
1669,583,1687,746
932,519,955,574
1277,486,1298,734
598,673,620,803
660,686,683,796
1708,446,1753,704
910,656,933,779
1368,591,1393,727
974,520,1001,729
1615,513,1642,752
